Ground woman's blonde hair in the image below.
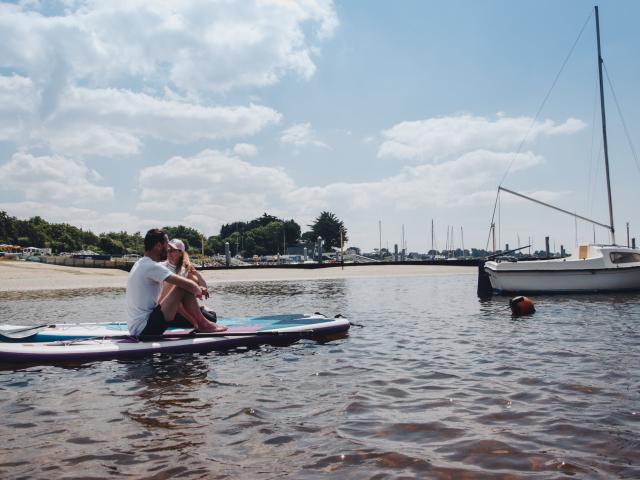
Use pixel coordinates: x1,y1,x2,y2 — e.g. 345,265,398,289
175,242,192,275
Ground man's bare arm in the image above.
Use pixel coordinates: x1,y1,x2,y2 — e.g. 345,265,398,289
165,274,204,297
187,269,209,298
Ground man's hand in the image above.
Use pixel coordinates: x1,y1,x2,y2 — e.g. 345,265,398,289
197,286,208,299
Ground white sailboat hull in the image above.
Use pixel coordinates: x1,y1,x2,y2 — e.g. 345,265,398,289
484,244,640,293
485,264,640,293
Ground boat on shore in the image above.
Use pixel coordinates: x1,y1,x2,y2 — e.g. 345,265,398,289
483,6,640,295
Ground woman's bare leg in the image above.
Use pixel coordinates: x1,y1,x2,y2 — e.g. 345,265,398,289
159,287,226,332
180,293,226,332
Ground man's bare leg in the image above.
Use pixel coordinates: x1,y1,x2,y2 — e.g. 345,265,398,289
158,286,184,324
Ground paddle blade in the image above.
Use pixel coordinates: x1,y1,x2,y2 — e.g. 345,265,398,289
0,324,51,341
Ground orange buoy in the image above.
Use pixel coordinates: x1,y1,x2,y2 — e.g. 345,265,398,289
509,296,535,316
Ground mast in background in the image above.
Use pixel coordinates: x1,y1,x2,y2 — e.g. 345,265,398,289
431,219,434,253
595,5,615,244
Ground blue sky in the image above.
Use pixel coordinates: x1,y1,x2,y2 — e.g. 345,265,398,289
0,0,638,252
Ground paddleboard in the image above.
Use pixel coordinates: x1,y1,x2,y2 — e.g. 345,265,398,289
0,313,336,341
0,314,349,363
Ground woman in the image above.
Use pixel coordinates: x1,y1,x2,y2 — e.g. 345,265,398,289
159,238,219,324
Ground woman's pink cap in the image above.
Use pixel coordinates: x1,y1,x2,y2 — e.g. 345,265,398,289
169,239,185,252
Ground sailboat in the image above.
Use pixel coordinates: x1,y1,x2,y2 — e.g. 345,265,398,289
483,6,640,294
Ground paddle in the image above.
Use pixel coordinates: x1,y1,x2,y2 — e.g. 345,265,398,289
0,324,53,340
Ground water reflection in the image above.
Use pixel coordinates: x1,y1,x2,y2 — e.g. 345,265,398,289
118,354,212,431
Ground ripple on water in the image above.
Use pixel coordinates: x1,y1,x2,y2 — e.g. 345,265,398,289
1,274,640,478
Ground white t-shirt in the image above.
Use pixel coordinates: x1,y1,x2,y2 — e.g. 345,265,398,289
160,260,187,277
126,256,171,336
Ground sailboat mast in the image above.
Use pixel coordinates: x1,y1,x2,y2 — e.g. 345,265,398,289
595,5,615,244
431,219,434,253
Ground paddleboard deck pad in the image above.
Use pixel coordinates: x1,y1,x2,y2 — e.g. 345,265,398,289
0,313,349,363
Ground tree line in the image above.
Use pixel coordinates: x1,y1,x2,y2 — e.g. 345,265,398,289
0,210,348,257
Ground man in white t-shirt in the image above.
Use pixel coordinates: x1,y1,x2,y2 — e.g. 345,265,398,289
125,228,227,336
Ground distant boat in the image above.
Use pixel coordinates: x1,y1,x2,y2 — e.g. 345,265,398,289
483,6,640,294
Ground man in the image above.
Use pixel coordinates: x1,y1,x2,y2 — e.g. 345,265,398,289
126,228,227,336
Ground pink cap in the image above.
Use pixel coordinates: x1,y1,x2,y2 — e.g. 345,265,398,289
168,239,185,252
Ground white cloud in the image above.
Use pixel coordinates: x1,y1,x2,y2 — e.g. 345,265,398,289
0,75,37,142
280,122,329,149
0,1,335,157
0,152,113,203
0,0,338,96
0,145,550,242
47,125,143,158
135,149,296,233
286,149,544,214
131,147,545,236
233,143,258,157
0,79,281,156
378,114,586,162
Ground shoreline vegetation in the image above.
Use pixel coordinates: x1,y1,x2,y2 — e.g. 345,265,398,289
1,211,502,264
0,211,358,260
0,260,476,293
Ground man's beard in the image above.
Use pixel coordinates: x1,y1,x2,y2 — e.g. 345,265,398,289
160,250,168,261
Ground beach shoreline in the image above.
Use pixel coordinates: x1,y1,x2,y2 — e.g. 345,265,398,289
0,260,476,293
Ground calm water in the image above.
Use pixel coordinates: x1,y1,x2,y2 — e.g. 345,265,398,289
1,271,639,479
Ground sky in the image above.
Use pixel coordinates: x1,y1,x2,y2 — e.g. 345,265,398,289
0,0,639,253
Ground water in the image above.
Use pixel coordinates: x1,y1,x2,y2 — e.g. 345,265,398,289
1,272,639,478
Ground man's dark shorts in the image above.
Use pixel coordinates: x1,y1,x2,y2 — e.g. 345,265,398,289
140,305,167,336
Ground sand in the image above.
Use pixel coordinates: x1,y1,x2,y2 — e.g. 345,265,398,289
0,260,127,292
0,259,476,293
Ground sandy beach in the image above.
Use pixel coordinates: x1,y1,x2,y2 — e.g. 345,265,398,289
0,260,475,293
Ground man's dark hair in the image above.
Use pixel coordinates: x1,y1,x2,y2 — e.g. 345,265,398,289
144,228,167,251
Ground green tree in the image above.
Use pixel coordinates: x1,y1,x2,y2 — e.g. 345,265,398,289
0,211,15,243
239,221,284,255
306,211,348,252
219,214,301,256
125,232,144,254
283,219,301,247
220,213,283,239
16,236,31,247
0,211,310,257
241,234,257,256
204,236,223,255
22,216,49,247
98,235,126,255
